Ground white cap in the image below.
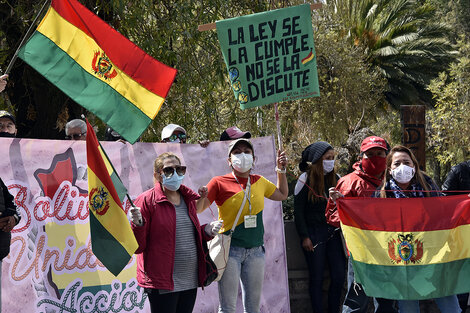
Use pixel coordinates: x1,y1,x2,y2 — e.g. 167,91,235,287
161,124,186,141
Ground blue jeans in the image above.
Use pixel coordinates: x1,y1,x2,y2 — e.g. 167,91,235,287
342,257,397,313
303,225,346,313
398,295,461,313
218,245,265,313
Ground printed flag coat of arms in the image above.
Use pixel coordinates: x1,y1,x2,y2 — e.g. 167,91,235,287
337,194,470,300
86,120,138,276
18,0,177,143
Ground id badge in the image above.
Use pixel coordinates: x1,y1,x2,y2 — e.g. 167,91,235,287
244,215,257,228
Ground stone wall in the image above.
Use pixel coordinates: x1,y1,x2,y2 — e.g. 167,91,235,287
285,220,313,313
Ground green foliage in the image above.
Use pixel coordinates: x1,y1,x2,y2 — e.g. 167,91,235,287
278,9,389,174
89,0,278,143
0,0,465,185
427,0,470,40
427,37,470,179
328,0,456,108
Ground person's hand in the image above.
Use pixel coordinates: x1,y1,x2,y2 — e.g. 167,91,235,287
277,150,287,170
0,74,8,93
199,140,210,148
198,186,208,198
0,216,15,232
205,220,223,236
128,206,143,226
329,187,343,203
302,237,314,252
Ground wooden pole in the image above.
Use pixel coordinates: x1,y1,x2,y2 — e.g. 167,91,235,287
198,3,323,32
401,105,426,171
274,102,283,151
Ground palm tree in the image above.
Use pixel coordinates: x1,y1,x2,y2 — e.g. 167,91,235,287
329,0,456,108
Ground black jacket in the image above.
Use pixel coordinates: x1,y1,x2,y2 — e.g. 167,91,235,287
294,175,338,239
0,178,21,260
442,160,470,195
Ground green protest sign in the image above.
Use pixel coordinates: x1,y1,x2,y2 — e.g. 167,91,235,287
216,4,320,110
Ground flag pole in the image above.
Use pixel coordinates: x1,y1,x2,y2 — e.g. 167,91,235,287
274,102,283,151
4,0,49,75
97,139,137,209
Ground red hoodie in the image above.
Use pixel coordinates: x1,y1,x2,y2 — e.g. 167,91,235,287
132,183,212,290
325,161,383,227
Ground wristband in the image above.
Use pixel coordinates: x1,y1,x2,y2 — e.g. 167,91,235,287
275,166,286,174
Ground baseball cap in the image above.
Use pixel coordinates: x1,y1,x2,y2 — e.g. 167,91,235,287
360,136,388,152
161,124,186,141
228,138,253,156
220,126,251,141
0,110,15,125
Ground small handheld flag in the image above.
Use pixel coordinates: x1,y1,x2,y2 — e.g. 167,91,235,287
86,120,138,276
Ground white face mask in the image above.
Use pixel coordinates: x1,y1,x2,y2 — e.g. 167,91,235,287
391,164,415,184
231,153,253,173
323,159,335,174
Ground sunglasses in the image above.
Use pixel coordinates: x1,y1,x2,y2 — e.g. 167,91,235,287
65,133,86,140
167,133,187,143
161,165,187,178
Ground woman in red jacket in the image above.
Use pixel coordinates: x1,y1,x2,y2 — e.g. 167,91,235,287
129,152,222,313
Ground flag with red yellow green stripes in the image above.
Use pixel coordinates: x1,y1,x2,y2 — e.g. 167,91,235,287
337,194,470,300
86,119,137,276
18,0,177,143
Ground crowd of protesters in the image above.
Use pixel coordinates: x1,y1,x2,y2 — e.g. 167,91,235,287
0,76,468,313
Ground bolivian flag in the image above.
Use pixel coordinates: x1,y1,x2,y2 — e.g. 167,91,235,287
86,120,138,276
337,195,470,300
18,0,177,143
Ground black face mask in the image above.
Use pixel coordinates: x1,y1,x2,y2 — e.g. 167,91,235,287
0,132,15,138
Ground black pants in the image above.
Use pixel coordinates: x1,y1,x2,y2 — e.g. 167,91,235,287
145,288,197,313
458,293,469,311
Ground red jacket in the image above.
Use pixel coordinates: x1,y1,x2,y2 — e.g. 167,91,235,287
325,161,383,227
132,183,212,290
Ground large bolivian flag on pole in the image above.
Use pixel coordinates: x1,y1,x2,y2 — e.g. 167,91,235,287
86,120,138,276
337,194,470,300
18,0,177,144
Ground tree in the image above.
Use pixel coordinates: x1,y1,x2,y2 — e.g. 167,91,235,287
427,38,470,183
328,0,455,108
0,0,406,162
0,0,276,140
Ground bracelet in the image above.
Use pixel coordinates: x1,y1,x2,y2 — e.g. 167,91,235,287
275,166,286,174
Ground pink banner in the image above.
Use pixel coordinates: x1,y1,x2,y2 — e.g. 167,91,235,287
0,136,290,312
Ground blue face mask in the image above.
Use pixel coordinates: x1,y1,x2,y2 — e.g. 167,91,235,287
162,170,185,191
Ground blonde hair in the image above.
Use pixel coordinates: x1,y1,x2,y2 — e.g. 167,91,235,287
379,145,432,198
153,152,181,173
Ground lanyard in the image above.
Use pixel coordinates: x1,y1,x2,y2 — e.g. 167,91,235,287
232,172,252,215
